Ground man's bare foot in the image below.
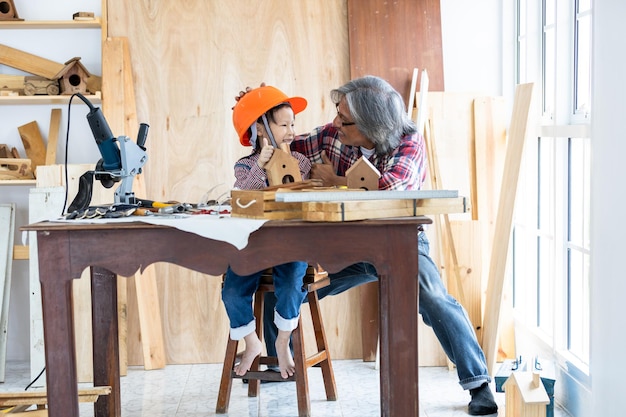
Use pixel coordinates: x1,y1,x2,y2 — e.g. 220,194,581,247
276,330,296,379
234,334,262,376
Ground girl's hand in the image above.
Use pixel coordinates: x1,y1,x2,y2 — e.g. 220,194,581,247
257,138,274,168
233,82,266,108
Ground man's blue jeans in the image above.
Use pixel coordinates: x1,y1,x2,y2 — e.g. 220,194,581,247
262,232,491,390
222,261,308,339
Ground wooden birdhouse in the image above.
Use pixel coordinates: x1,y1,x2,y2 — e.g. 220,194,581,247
54,57,91,95
346,156,381,190
0,0,22,21
265,144,302,186
503,372,550,417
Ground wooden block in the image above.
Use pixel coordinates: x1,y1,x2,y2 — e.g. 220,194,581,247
17,121,46,173
231,189,303,219
12,245,28,260
0,74,25,91
73,11,95,21
45,109,62,165
0,158,34,180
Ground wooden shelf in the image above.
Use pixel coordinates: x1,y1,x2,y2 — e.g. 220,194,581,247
0,91,101,105
0,179,36,186
0,18,101,29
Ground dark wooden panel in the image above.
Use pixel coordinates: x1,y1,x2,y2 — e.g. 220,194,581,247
348,0,444,102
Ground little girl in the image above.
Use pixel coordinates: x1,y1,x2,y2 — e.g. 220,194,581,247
222,85,310,379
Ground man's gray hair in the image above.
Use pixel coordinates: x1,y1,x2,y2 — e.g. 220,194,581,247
330,75,417,155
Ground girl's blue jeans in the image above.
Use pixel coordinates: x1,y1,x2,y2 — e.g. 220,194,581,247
262,232,491,390
222,261,308,340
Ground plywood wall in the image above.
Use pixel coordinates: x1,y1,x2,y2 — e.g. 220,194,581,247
106,0,359,364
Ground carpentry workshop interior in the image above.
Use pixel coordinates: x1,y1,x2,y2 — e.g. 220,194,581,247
0,0,622,416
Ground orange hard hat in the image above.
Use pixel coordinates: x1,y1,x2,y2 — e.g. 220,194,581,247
232,85,307,146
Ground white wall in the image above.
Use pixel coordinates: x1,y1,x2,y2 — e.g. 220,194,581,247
590,1,626,416
1,0,102,361
440,0,503,96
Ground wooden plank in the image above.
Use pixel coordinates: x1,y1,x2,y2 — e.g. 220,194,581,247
121,36,166,371
102,36,166,370
447,220,483,342
482,83,535,375
0,44,64,80
423,116,467,308
407,68,418,116
45,109,62,165
473,96,514,359
347,0,444,98
101,37,129,375
276,189,458,202
0,204,15,382
301,197,467,222
17,121,46,173
0,386,111,407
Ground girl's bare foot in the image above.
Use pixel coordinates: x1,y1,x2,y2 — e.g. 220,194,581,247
276,330,296,379
234,333,262,376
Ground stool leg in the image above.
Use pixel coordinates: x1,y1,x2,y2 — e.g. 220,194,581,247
292,320,311,417
216,337,238,413
247,289,265,397
308,290,338,401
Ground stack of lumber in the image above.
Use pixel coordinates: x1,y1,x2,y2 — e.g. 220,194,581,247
231,187,467,221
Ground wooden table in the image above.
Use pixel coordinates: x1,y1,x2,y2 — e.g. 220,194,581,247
24,217,430,417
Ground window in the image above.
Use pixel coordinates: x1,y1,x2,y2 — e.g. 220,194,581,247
512,1,591,415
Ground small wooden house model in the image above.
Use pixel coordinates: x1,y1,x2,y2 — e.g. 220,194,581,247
265,145,302,186
55,57,91,95
346,156,381,190
0,0,22,21
503,372,549,417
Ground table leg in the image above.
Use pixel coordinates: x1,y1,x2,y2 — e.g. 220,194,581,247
378,235,420,416
38,231,79,417
360,282,379,362
91,267,121,417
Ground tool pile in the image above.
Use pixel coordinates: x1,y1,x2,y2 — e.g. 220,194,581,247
63,197,232,220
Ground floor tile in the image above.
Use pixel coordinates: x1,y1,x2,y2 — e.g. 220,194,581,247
1,360,571,416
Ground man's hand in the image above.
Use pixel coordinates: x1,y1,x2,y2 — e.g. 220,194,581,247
310,153,347,187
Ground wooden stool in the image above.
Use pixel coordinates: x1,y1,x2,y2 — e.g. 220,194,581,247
216,265,337,417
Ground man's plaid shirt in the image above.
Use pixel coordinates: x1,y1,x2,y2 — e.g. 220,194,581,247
292,123,427,190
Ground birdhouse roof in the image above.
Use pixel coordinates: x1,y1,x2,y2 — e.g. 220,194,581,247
345,156,381,178
503,372,550,404
53,57,91,79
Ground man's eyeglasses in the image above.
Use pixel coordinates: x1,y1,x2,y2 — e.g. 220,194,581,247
336,104,356,127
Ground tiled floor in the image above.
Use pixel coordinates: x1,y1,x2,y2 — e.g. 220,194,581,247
2,360,571,417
